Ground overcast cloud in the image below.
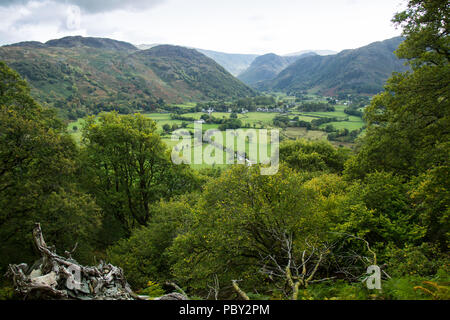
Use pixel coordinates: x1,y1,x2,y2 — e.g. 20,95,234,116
0,0,165,13
0,0,407,54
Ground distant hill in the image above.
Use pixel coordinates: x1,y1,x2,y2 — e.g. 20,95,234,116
238,52,316,86
134,45,255,100
0,37,254,118
137,44,160,50
4,41,47,49
137,44,258,76
284,50,337,57
46,36,138,51
194,49,258,76
259,37,408,95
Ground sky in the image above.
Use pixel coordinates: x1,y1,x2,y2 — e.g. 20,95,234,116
0,0,407,55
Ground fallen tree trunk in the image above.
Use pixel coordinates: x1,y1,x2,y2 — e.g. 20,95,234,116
6,223,141,300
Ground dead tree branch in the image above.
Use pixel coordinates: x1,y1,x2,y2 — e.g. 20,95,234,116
232,280,250,300
6,223,140,300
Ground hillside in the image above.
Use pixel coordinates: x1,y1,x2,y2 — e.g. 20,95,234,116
195,49,258,76
259,37,408,95
45,36,138,51
133,45,255,100
0,37,254,118
284,49,337,56
238,52,316,86
137,45,258,76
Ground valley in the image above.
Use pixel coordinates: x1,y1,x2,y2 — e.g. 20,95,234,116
67,92,367,170
3,0,447,302
0,35,400,165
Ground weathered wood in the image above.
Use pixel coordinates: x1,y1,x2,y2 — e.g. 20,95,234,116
231,280,250,300
7,223,140,300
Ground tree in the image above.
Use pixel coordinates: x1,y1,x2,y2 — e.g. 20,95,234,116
168,165,357,298
346,0,449,178
393,0,449,67
162,123,171,133
344,0,449,251
340,171,426,247
0,62,100,271
80,112,199,239
107,195,197,289
279,139,349,173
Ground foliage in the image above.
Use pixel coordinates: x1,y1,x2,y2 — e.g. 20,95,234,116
297,102,335,112
393,0,449,68
0,40,255,119
0,62,100,273
1,0,449,301
414,281,450,300
167,165,354,297
107,196,196,289
383,243,448,278
407,165,450,248
138,281,166,298
279,139,350,173
0,286,15,300
341,171,426,246
80,112,200,239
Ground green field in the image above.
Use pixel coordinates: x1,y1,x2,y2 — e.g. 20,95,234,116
173,102,197,109
167,129,275,166
283,127,327,140
67,97,366,169
67,118,85,142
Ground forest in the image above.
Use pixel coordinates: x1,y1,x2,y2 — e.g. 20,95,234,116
0,0,448,300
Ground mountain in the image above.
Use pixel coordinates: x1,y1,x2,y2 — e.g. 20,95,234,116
0,37,254,118
45,36,138,51
194,49,258,76
259,37,408,95
137,44,159,50
284,50,337,57
4,41,47,49
238,52,316,86
133,45,255,100
137,44,258,76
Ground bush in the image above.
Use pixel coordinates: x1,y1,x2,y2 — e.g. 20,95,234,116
107,196,195,289
297,280,371,300
0,286,15,300
384,243,447,277
138,281,165,298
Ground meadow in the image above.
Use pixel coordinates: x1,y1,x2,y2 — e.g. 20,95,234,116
67,97,366,169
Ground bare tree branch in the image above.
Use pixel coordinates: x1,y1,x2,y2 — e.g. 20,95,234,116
232,280,250,300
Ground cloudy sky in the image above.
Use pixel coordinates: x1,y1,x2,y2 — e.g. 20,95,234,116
0,0,406,54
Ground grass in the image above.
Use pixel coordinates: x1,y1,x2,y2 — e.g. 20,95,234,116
294,105,365,131
67,118,86,142
67,94,366,169
240,112,280,127
320,119,364,131
298,105,348,118
172,102,197,109
166,129,275,167
283,127,327,140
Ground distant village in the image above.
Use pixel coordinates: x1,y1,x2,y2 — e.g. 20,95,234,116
200,103,299,116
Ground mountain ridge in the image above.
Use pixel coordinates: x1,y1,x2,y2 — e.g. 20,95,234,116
283,49,337,56
0,37,254,118
6,36,139,51
238,52,316,86
137,44,258,76
258,36,408,95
